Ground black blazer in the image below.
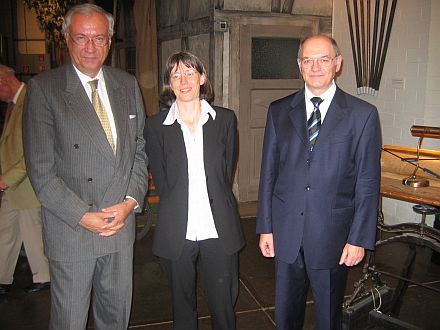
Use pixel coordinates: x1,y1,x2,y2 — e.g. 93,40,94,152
145,105,245,260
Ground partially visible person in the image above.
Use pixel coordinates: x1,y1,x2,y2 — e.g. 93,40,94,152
146,51,244,329
257,34,381,329
23,3,148,329
0,64,50,295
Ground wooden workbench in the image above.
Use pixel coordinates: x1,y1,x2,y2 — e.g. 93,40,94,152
381,146,440,206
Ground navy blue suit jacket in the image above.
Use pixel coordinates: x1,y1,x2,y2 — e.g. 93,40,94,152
256,87,381,269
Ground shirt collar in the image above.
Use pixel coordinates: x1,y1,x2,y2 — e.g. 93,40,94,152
163,99,216,125
12,82,25,104
73,65,104,86
304,80,336,103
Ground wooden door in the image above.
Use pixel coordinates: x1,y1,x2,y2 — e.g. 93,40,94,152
237,22,317,201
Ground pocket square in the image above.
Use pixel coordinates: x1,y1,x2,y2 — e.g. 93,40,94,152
129,114,136,119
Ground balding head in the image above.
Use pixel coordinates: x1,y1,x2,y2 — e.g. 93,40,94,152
0,64,15,77
0,65,21,103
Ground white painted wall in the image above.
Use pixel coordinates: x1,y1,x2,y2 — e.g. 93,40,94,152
333,0,440,225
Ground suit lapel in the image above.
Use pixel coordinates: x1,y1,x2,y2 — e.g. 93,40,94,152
62,65,115,163
315,87,348,148
166,121,188,174
203,115,217,171
1,86,26,141
287,87,348,151
0,103,14,141
104,68,127,166
288,90,308,147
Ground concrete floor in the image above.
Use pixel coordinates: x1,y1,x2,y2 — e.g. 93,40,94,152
1,202,439,329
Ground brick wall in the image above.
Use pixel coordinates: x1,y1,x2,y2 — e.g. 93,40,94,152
333,0,439,225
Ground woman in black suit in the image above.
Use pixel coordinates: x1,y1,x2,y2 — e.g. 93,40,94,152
145,52,244,330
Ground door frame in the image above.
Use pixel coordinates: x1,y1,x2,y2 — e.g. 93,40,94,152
237,20,318,201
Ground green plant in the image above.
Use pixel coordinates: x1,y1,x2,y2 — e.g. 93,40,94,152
23,0,78,45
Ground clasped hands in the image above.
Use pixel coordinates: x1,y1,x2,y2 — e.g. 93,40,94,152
79,199,137,237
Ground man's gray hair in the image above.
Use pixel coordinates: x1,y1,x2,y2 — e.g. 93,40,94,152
297,34,341,59
62,3,114,38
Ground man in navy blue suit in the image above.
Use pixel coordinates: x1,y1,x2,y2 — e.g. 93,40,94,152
256,34,381,329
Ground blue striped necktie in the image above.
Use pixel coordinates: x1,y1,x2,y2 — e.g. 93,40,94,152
308,97,323,149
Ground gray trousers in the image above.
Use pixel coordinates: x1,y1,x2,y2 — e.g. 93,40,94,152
48,244,134,330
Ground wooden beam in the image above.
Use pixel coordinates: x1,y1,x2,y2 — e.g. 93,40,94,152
215,0,225,10
158,17,212,42
181,0,189,22
282,0,295,14
271,0,282,13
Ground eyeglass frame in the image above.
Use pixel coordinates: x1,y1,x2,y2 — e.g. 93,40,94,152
298,55,340,69
67,33,110,47
170,68,199,81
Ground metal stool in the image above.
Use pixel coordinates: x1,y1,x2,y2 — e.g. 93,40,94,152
412,204,439,236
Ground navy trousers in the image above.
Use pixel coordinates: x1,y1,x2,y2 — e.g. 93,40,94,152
275,248,348,330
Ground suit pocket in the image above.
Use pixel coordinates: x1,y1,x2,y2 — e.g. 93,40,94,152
272,191,285,203
271,192,290,220
330,133,353,144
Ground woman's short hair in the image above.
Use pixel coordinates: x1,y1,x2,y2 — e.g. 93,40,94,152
160,51,214,108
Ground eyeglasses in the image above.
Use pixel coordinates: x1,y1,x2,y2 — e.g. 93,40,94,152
300,56,338,69
69,34,109,47
170,69,198,81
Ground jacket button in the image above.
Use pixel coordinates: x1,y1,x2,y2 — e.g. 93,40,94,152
88,203,93,207
74,144,79,149
306,185,310,191
87,178,93,182
306,159,310,165
301,212,304,216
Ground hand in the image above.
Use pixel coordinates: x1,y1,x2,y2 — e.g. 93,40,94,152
259,233,275,258
0,178,9,191
339,243,365,267
100,199,136,237
79,211,118,235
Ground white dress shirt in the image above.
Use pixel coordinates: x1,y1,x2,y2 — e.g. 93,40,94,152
163,100,219,241
304,80,337,123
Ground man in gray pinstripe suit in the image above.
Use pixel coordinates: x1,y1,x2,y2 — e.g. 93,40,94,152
23,4,148,329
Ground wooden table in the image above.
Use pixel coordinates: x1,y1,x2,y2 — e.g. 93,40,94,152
381,175,440,206
381,145,440,206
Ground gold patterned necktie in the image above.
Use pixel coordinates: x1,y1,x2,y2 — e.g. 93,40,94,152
88,79,116,154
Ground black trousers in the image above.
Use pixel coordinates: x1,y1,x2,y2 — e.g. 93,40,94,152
160,239,239,330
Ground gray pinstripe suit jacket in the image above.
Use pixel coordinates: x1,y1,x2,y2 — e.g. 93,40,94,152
23,64,148,262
